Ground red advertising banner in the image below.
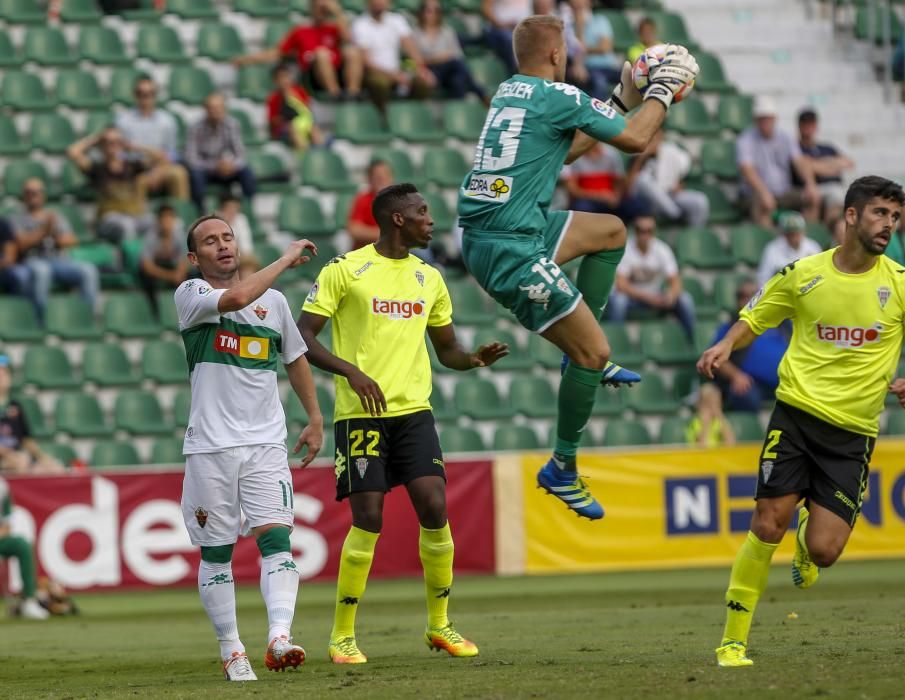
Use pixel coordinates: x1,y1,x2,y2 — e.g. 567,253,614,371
4,459,494,591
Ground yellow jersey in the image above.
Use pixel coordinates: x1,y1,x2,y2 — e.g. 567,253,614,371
302,245,453,421
740,249,905,436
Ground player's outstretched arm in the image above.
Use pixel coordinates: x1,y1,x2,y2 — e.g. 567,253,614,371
697,320,757,380
218,239,317,313
286,354,324,467
427,324,509,371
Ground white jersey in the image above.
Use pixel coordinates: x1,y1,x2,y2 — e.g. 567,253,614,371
175,279,307,455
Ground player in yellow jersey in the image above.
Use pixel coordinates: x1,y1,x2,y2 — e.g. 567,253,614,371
698,176,905,668
297,183,508,664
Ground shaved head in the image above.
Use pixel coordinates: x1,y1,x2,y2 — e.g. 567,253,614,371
513,15,565,73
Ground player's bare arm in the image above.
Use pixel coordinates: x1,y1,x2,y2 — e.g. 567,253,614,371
285,354,324,467
216,239,317,312
426,324,509,370
889,378,905,408
697,320,758,379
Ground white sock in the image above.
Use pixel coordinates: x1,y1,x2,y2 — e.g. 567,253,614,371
198,560,244,660
260,551,299,642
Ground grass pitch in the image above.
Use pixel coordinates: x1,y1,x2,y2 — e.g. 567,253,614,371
1,560,903,699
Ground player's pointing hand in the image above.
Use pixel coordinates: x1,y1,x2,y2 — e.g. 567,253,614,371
889,378,905,408
697,340,732,380
471,342,509,368
294,422,324,468
347,368,388,417
284,239,319,268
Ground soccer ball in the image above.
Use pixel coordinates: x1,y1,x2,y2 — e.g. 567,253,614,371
631,44,694,104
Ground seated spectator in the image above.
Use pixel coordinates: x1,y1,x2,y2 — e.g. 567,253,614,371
481,0,532,75
757,210,822,285
9,178,99,318
634,130,709,227
534,0,588,88
737,96,820,227
564,142,649,222
234,0,363,101
414,0,488,103
568,0,621,98
0,475,52,619
607,215,696,339
0,217,33,308
713,279,790,412
67,127,159,243
216,194,255,257
0,357,64,475
627,16,658,63
795,108,854,224
351,0,436,113
686,383,736,448
348,159,394,249
115,76,190,202
139,205,189,320
267,63,325,153
186,93,257,214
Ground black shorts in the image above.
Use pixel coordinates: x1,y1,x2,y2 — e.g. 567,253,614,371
756,401,874,527
333,410,445,501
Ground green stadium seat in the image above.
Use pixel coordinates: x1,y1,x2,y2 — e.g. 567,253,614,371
46,296,102,339
677,227,735,269
56,393,112,438
439,426,486,453
24,347,80,390
237,64,272,102
430,382,456,423
334,103,392,144
730,223,774,266
168,66,215,106
82,110,115,138
713,273,747,315
104,293,162,337
79,26,130,65
694,52,735,93
0,297,44,342
83,343,140,387
248,151,292,193
681,276,719,319
0,32,20,68
718,94,753,133
61,0,103,22
334,193,356,231
0,0,45,23
509,376,558,418
30,113,77,154
856,5,904,43
727,412,763,442
602,419,652,447
157,291,181,332
443,101,487,141
0,115,29,156
229,109,265,147
590,385,626,416
666,98,720,137
197,23,246,62
167,0,218,18
2,72,55,111
648,11,693,44
601,322,645,366
600,11,636,52
886,410,905,435
371,148,423,186
24,27,77,66
659,416,689,445
421,191,455,232
301,149,357,192
265,20,294,47
91,440,142,469
454,377,510,420
142,340,188,384
120,0,163,20
40,442,78,466
137,25,189,64
547,423,595,448
423,147,470,189
807,222,832,249
4,161,53,200
694,318,720,354
672,367,699,402
60,160,90,200
150,438,185,465
234,0,290,17
387,103,444,143
467,55,510,94
626,374,681,414
56,69,111,110
115,390,173,435
447,279,496,325
688,183,740,224
446,15,482,57
278,196,335,237
285,386,334,428
71,243,134,289
700,139,737,179
110,67,142,105
640,320,698,364
493,425,541,451
339,0,366,13
17,396,52,439
473,328,534,371
173,389,192,428
528,333,565,369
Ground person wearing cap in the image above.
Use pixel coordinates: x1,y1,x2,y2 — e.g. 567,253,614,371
756,210,823,285
795,108,854,224
736,96,820,228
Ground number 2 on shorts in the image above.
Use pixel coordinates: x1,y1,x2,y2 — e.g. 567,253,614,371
350,429,380,457
762,429,782,459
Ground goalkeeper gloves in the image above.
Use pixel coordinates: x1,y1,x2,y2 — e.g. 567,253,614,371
607,60,642,116
643,44,699,110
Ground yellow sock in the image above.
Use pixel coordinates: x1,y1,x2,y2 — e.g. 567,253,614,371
331,526,378,640
419,523,454,629
722,531,779,646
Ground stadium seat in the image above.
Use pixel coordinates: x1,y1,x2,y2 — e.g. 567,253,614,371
17,396,52,439
0,31,20,67
371,148,423,186
626,374,681,414
137,25,190,64
234,0,290,17
247,151,292,193
104,293,162,337
387,103,445,143
673,366,701,403
150,438,185,465
265,20,294,47
730,223,774,266
55,393,112,437
301,149,357,193
509,376,558,418
430,382,456,423
197,23,246,62
688,183,739,224
528,333,566,369
665,98,720,137
694,319,720,354
0,115,29,156
24,27,77,66
467,55,510,94
2,72,55,111
30,113,77,154
173,389,192,428
727,412,763,442
168,66,216,106
677,227,735,269
0,0,45,23
4,161,53,200
548,423,596,448
443,101,487,141
447,279,496,325
700,139,737,180
56,69,111,110
83,343,140,387
278,196,335,237
229,108,265,147
807,222,832,249
110,67,142,105
659,417,689,445
856,5,904,44
285,386,334,428
71,243,133,288
237,64,272,102
423,147,470,189
167,0,218,18
648,11,694,45
639,320,698,364
440,426,486,453
157,291,181,332
41,442,78,465
79,26,129,65
493,425,541,451
682,276,719,319
602,419,652,447
421,191,455,232
60,159,90,200
718,94,753,133
454,377,511,420
886,410,905,435
0,297,44,342
120,0,162,20
694,52,735,93
91,440,142,469
601,322,645,366
473,327,534,371
591,385,626,416
333,103,392,144
600,11,636,52
24,347,80,390
340,0,366,11
61,0,103,22
713,273,747,314
115,390,173,435
45,296,102,339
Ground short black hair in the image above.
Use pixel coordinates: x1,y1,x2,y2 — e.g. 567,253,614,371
271,61,292,79
798,108,818,124
218,193,241,207
157,203,176,218
372,183,420,228
638,16,656,30
186,214,232,253
133,73,153,89
843,176,905,214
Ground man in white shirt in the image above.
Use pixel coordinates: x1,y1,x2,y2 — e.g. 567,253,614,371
757,210,823,285
352,0,436,112
634,130,710,227
481,0,532,74
607,215,696,339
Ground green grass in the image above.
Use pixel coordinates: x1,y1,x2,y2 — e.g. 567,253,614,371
2,560,904,699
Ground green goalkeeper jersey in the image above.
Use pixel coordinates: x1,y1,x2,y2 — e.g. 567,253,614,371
457,74,627,236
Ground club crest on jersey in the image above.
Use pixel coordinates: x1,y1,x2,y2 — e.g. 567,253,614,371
356,457,368,478
371,297,425,319
815,322,882,348
878,286,891,309
415,270,425,287
556,278,574,297
195,507,208,528
253,304,268,320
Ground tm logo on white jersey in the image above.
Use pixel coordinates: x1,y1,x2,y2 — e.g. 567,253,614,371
815,322,882,348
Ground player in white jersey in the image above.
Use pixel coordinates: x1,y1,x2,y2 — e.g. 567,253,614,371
175,215,324,681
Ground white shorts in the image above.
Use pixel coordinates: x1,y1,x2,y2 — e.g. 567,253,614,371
181,445,294,547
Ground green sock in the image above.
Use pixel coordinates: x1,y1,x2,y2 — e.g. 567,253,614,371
0,535,37,598
554,363,603,471
331,526,379,640
419,523,454,629
722,531,779,646
576,246,625,319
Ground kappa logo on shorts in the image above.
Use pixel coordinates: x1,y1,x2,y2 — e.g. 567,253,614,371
519,282,551,309
195,506,208,528
334,448,346,481
761,460,774,484
356,457,368,478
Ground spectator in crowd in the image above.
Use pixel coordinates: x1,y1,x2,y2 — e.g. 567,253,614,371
567,0,621,98
347,159,394,249
795,108,854,224
737,96,820,228
564,142,649,222
67,127,159,243
712,278,790,412
216,194,255,257
234,0,364,101
830,214,846,248
686,383,736,448
414,0,489,104
267,63,326,154
185,93,256,214
0,475,51,619
138,205,189,320
534,0,588,88
608,215,696,339
481,0,532,75
756,210,822,285
351,0,437,113
115,76,190,201
0,356,64,475
9,178,99,318
633,129,709,227
0,217,33,308
627,16,658,63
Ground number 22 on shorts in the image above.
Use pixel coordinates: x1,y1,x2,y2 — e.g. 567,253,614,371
349,429,380,457
762,429,782,459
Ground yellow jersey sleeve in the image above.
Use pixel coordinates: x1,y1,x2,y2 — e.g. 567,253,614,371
428,272,453,327
303,258,347,318
739,265,797,334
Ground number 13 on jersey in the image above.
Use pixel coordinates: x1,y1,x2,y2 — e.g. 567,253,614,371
475,107,526,171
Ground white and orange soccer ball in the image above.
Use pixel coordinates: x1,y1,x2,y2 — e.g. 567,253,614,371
631,44,694,103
